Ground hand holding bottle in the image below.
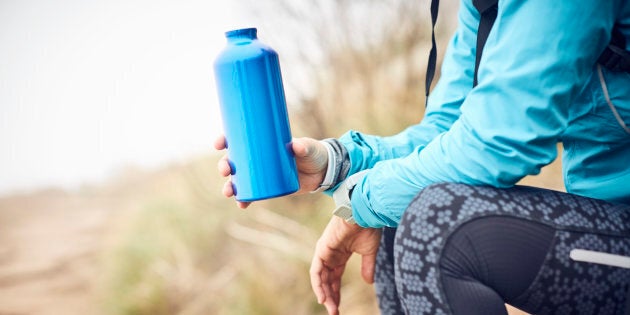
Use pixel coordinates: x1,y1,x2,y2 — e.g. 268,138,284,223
214,135,329,208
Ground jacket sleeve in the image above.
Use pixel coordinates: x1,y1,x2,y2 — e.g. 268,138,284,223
351,0,617,228
337,0,480,176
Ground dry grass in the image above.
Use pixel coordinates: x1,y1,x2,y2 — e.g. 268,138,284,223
91,156,376,315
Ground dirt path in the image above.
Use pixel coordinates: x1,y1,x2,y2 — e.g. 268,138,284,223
0,190,112,315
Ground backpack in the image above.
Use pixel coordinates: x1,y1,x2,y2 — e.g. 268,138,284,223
424,0,630,102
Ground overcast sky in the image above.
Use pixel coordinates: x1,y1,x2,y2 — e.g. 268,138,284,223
0,0,253,195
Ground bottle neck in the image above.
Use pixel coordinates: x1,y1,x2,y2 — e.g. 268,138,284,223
225,28,257,44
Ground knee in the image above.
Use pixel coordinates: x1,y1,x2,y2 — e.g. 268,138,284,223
394,183,507,266
392,183,467,272
391,183,483,313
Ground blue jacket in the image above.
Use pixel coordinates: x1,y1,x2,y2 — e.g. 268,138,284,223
340,0,630,228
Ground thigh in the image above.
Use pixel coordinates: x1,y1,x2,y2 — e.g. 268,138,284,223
439,216,556,314
512,229,630,314
440,216,630,314
394,183,630,315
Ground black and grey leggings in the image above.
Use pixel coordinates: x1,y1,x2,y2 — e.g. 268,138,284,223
375,183,630,315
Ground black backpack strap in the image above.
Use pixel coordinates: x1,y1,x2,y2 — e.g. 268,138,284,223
425,0,440,106
472,0,498,87
598,26,630,72
424,0,498,105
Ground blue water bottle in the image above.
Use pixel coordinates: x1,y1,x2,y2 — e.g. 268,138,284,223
213,28,299,201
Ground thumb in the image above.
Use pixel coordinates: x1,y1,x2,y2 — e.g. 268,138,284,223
292,138,310,158
360,252,377,284
292,137,319,158
292,138,328,165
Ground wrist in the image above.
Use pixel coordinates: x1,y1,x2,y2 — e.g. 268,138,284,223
329,215,364,243
311,141,336,193
331,170,369,225
311,138,351,194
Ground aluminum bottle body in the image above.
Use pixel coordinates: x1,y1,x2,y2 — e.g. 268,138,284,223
213,28,299,201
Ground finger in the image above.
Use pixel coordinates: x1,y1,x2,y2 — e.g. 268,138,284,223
310,256,326,304
293,137,326,160
217,156,231,177
222,181,234,198
331,278,341,295
322,266,344,314
323,299,339,315
331,266,345,305
213,134,226,150
292,137,310,158
236,201,251,209
361,252,377,284
321,267,335,306
293,137,329,172
321,269,339,315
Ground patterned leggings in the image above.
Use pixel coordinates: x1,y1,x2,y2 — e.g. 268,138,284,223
375,183,630,315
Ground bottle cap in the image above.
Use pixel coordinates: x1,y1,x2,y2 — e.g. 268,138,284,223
225,28,257,40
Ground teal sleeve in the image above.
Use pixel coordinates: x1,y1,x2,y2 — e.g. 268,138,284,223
352,0,618,228
338,0,481,176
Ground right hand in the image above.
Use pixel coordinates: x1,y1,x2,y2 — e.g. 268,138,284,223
214,135,329,208
310,216,381,315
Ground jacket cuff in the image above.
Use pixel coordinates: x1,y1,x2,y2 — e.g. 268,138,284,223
321,138,351,195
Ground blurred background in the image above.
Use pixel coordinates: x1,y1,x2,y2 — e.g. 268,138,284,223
0,0,561,314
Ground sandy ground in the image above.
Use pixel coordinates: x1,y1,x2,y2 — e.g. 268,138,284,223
0,189,111,315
